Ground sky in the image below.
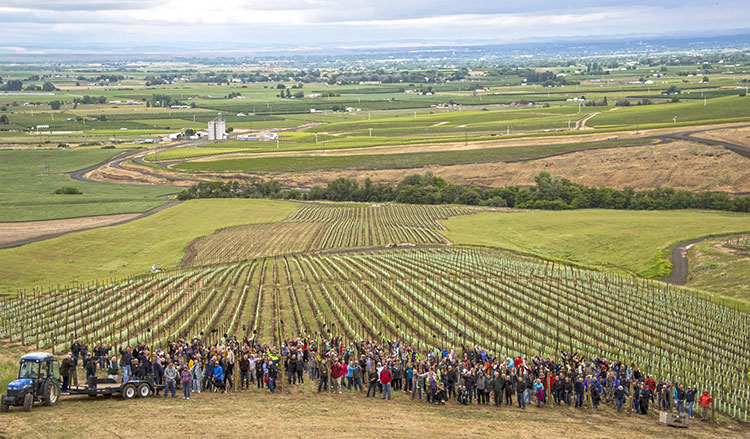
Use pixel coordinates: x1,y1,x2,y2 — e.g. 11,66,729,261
1,0,748,52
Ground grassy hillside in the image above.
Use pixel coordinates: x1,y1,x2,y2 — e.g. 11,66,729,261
442,209,750,280
0,199,298,295
0,149,176,222
687,237,750,303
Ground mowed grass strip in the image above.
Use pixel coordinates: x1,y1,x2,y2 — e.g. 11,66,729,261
175,138,651,173
0,199,298,295
442,209,750,282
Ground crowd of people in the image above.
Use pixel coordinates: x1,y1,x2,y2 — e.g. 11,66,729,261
57,335,714,421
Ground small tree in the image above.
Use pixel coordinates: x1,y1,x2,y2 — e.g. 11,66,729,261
50,100,61,110
0,114,9,124
702,76,709,83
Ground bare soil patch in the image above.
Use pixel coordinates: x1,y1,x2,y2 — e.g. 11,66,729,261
0,214,140,247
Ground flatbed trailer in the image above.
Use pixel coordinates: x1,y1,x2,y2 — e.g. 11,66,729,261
64,377,161,399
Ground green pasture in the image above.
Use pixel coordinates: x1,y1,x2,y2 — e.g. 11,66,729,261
442,209,750,281
0,199,298,295
0,149,176,222
687,238,750,306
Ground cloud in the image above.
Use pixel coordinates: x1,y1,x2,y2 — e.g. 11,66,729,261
1,1,748,48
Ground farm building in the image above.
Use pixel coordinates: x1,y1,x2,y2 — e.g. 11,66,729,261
208,113,227,140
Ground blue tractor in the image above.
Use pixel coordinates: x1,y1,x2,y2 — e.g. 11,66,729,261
1,352,61,412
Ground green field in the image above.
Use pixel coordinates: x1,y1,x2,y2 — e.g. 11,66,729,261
173,138,651,173
441,209,750,281
0,149,177,221
0,199,297,295
588,96,750,128
687,237,750,303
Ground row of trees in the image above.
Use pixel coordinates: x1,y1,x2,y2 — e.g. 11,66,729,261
177,172,750,213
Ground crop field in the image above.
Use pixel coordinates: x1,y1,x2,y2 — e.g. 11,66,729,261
185,204,474,265
2,246,749,419
174,138,652,173
588,96,750,128
0,199,297,295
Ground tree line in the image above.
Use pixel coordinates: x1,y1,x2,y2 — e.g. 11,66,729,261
177,172,750,213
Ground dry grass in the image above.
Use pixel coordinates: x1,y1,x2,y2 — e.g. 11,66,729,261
0,214,140,247
258,140,750,193
692,126,750,147
1,381,748,439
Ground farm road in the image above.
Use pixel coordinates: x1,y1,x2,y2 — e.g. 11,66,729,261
660,233,750,285
69,140,200,186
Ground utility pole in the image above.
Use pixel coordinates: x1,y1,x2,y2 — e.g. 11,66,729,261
369,128,372,137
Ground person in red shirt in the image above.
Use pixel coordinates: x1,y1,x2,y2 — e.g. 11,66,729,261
645,376,656,401
699,390,712,421
380,364,393,400
330,360,343,394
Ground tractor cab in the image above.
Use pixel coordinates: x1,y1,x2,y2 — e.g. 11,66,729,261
1,352,61,412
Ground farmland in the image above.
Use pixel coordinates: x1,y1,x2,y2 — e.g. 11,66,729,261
0,199,296,295
1,46,750,436
184,203,475,265
173,138,653,173
2,246,750,420
686,235,750,301
0,149,176,221
442,209,750,282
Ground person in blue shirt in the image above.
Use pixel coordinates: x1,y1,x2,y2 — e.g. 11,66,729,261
212,359,226,393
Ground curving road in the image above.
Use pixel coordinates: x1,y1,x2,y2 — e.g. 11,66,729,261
660,238,705,285
69,140,202,186
660,233,750,285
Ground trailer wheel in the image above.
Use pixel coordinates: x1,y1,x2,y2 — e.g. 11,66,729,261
122,384,136,400
0,395,9,412
137,383,150,398
22,393,33,412
42,381,60,406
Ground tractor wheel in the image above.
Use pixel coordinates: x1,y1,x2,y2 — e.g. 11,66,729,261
122,384,136,400
42,381,60,406
0,395,9,412
22,393,33,412
137,383,150,398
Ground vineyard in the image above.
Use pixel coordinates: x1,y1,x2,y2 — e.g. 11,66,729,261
1,246,749,419
183,203,475,265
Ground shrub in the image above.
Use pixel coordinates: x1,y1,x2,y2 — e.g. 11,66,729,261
53,187,82,195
